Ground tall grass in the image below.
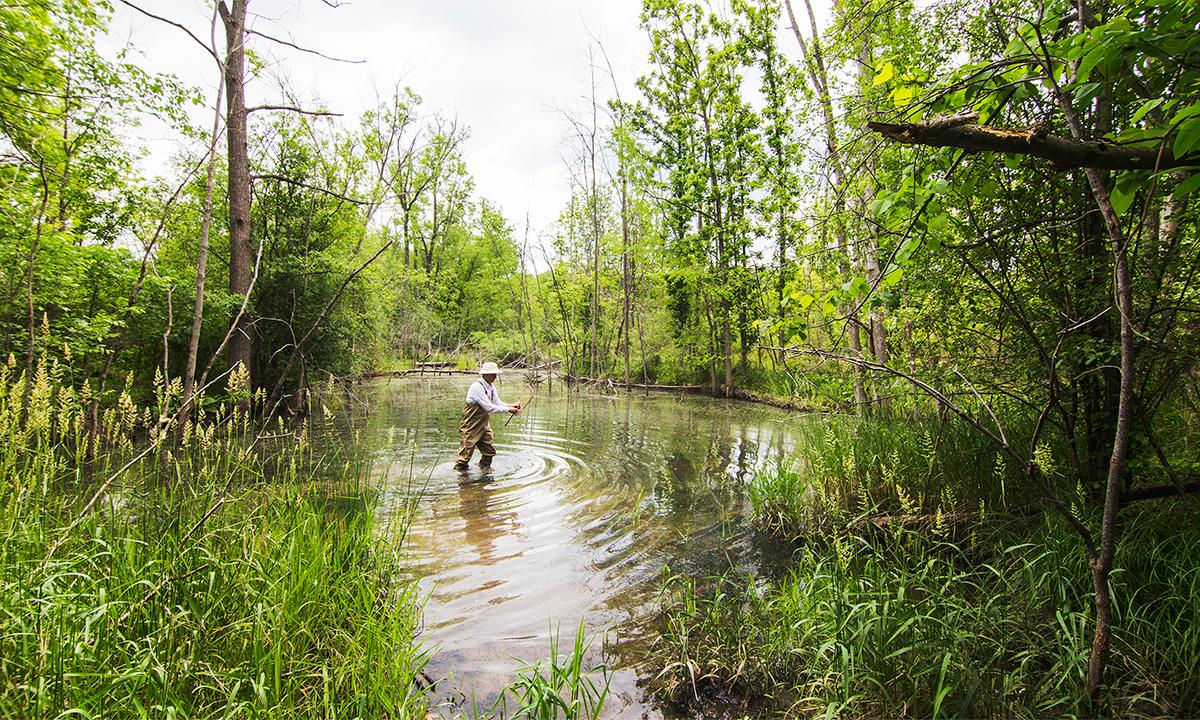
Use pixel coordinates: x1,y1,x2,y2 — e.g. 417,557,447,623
748,415,1027,537
498,622,611,720
0,359,431,718
653,508,1200,717
656,413,1200,717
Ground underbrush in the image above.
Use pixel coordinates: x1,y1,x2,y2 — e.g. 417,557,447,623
0,361,431,718
652,508,1200,718
652,413,1200,718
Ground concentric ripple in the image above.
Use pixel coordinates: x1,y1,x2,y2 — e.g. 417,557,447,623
317,377,804,717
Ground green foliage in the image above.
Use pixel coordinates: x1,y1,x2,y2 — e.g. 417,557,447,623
500,623,611,720
652,505,1200,717
0,361,430,718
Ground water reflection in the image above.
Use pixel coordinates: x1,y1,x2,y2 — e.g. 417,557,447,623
314,377,808,718
458,475,522,565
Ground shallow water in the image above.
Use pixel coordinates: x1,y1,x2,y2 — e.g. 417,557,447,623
319,375,810,717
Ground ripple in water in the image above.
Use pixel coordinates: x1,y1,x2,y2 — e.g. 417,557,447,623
322,377,803,717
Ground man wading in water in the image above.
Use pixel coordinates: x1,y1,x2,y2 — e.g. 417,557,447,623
454,361,521,471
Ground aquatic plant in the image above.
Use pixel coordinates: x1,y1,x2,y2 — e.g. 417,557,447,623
500,622,611,720
651,507,1200,718
0,359,431,718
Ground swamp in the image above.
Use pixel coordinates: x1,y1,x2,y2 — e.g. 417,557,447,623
2,0,1200,717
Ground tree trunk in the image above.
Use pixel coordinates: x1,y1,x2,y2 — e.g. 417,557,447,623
219,0,253,390
787,0,866,409
181,72,225,420
621,170,632,390
23,164,50,418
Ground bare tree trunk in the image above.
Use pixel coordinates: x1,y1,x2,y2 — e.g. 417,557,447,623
589,65,601,379
181,63,225,420
621,172,632,390
787,0,867,409
23,163,50,417
1049,15,1131,700
219,0,253,390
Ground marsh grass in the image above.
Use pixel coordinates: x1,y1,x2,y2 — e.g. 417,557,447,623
498,622,611,720
748,416,1029,537
654,509,1200,717
0,359,431,718
656,412,1200,718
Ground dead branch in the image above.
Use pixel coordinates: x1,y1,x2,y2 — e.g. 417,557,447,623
245,28,364,64
246,105,342,117
867,113,1183,170
116,0,220,65
250,173,365,205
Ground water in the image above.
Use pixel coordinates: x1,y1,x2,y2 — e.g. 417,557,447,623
319,375,809,717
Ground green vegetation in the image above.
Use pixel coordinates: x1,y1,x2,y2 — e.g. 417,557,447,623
0,361,431,718
2,0,1199,715
652,416,1200,717
655,508,1200,717
499,623,611,720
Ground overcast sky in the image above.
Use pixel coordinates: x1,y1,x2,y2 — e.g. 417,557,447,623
106,0,672,237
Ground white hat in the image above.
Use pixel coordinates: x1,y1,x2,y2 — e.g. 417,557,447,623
478,361,501,376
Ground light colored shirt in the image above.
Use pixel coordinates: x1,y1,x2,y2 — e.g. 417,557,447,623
465,378,509,414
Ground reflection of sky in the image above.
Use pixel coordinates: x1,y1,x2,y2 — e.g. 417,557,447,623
313,377,807,717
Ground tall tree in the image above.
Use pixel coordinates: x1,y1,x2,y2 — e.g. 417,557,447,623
217,0,253,389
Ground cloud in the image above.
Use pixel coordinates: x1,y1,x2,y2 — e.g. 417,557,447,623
110,0,649,235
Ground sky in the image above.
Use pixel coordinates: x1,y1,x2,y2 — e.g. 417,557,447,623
106,0,660,238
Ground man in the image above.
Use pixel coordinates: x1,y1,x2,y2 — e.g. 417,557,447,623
454,361,521,471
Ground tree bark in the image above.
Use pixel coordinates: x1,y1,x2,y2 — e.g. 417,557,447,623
219,0,253,390
868,114,1183,170
181,68,225,421
786,0,867,409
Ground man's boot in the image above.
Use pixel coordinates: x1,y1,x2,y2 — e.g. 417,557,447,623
479,455,493,469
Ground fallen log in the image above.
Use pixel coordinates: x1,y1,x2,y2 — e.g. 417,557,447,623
867,112,1183,170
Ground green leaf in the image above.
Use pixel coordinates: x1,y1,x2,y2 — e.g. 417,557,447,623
1131,98,1164,125
1078,44,1111,81
1109,184,1136,216
931,179,950,195
1072,82,1101,104
1174,118,1200,158
1172,172,1200,199
892,86,915,107
882,267,904,288
873,62,894,86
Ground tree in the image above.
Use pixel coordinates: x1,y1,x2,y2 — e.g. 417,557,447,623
857,0,1200,701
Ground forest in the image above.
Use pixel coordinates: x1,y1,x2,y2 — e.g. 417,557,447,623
1,0,1198,717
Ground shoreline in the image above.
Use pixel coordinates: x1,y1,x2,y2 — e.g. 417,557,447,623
352,367,832,414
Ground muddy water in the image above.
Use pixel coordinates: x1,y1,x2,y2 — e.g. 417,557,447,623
322,376,808,717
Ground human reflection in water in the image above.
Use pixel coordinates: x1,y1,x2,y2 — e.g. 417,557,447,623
457,472,522,564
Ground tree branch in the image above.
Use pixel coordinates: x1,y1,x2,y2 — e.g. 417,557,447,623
868,113,1187,170
250,173,364,204
1122,479,1200,503
245,28,364,64
246,104,342,117
116,0,220,66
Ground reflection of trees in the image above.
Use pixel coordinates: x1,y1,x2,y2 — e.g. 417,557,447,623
457,476,520,564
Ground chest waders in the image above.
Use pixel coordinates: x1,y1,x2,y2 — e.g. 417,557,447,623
455,393,496,469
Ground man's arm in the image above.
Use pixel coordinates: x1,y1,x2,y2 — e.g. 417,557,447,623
467,382,517,414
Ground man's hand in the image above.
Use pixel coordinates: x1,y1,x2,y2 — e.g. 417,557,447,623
509,402,522,415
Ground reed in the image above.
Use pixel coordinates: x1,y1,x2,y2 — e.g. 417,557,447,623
656,411,1200,717
748,414,1028,537
499,622,611,720
0,359,431,718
